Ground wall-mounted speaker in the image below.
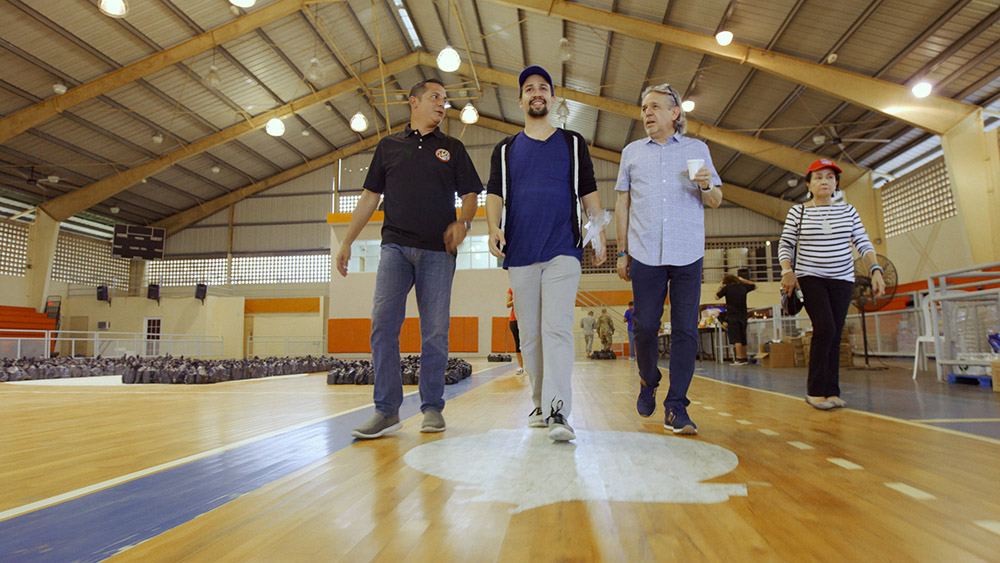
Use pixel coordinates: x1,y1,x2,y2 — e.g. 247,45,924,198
147,284,160,303
97,286,109,301
195,283,207,301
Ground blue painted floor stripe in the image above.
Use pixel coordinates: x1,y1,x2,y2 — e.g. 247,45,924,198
0,365,511,562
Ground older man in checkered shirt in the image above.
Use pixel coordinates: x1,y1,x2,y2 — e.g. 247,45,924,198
614,83,722,436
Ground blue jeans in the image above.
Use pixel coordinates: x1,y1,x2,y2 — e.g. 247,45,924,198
630,257,702,409
370,243,455,417
627,329,636,358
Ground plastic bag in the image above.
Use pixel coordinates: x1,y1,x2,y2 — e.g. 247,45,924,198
583,209,611,257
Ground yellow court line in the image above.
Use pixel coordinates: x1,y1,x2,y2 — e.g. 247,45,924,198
698,376,1000,447
912,418,1000,423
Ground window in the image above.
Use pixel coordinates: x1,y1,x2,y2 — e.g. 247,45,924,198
0,220,28,277
147,258,227,286
454,192,488,208
345,236,500,273
338,193,362,213
51,232,130,289
881,157,956,238
146,254,330,286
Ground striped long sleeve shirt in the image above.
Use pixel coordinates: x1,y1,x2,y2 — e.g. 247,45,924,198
777,202,875,282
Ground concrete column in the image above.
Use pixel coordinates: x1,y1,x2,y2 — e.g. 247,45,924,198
941,109,1000,264
128,260,147,297
25,209,60,312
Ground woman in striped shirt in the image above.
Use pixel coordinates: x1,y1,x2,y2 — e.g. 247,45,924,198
778,159,885,410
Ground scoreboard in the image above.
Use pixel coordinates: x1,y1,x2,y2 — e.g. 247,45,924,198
112,224,164,260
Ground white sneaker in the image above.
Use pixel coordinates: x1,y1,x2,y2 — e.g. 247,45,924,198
548,413,575,441
528,407,547,428
516,367,525,375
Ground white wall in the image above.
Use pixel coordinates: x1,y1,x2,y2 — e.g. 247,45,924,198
886,214,975,285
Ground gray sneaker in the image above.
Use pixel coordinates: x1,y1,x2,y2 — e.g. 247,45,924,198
351,412,401,439
421,409,446,433
528,407,547,428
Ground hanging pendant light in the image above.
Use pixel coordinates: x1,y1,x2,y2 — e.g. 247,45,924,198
206,65,222,89
460,103,479,124
911,81,932,98
350,111,369,133
305,57,324,82
99,0,129,18
558,37,573,62
53,82,67,95
555,99,569,121
681,100,695,112
436,45,461,72
715,31,733,46
229,0,256,8
265,117,285,136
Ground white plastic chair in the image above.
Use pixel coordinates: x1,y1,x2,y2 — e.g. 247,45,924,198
912,298,936,380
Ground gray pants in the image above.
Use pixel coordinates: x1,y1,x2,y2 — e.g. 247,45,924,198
584,333,594,354
509,255,582,419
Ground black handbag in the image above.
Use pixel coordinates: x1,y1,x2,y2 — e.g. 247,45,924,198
781,205,804,316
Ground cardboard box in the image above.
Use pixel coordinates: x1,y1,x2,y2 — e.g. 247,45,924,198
991,359,1000,393
764,342,796,368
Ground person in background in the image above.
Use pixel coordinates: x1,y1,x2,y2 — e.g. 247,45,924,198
615,83,722,436
339,79,482,440
580,310,597,355
623,301,636,361
778,159,884,410
507,287,524,375
715,274,755,365
597,308,615,352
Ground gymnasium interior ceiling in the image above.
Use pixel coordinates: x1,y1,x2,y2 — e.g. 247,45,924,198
1,0,999,239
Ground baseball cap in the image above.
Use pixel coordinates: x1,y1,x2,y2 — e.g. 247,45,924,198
806,158,843,174
518,65,553,91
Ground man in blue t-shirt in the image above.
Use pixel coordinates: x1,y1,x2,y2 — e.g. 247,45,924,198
486,65,607,442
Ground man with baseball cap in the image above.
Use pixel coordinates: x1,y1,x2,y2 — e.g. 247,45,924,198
486,65,607,441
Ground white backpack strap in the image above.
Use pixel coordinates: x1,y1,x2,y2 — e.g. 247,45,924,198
501,142,508,225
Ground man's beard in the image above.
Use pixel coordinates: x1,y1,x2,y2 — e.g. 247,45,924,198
527,98,549,117
528,105,549,117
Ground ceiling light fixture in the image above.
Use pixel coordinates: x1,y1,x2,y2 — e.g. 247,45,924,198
211,166,221,174
229,0,256,8
436,45,461,72
555,99,569,122
305,57,324,82
151,132,164,144
715,31,733,46
301,130,311,136
53,82,67,95
787,178,798,187
826,53,838,64
206,65,222,89
681,100,695,112
265,117,285,136
109,206,120,214
350,111,369,133
460,103,479,124
812,134,826,145
911,81,932,98
47,175,60,184
99,0,129,18
558,37,573,62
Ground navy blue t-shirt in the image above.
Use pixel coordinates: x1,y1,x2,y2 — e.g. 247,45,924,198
504,131,581,268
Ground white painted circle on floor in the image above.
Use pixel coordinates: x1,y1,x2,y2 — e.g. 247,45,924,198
403,429,747,513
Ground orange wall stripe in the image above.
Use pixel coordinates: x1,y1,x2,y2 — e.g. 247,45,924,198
245,297,320,314
328,317,479,353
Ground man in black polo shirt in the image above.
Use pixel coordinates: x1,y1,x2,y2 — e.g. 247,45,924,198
337,79,482,439
716,274,756,365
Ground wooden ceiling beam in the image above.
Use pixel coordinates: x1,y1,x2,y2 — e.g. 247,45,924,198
38,52,420,222
490,0,976,135
0,0,334,145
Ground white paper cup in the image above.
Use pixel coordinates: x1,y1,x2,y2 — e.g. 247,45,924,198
687,159,704,181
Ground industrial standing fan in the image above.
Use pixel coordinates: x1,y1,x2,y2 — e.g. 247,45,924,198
850,254,898,369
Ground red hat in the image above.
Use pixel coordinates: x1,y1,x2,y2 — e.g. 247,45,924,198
806,158,843,174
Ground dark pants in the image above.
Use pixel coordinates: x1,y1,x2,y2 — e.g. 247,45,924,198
508,320,521,352
726,316,747,346
798,276,854,397
631,257,702,409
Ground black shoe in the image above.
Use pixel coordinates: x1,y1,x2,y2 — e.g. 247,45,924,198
546,398,575,441
636,381,657,417
665,406,698,435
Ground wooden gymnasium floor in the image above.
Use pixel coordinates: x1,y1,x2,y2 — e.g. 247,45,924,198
2,358,1000,562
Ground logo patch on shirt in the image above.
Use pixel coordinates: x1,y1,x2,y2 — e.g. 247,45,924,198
435,148,451,162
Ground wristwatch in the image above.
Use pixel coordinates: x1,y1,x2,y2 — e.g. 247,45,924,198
461,219,471,230
617,251,628,258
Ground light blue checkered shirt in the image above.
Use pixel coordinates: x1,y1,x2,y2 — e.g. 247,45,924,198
615,133,721,267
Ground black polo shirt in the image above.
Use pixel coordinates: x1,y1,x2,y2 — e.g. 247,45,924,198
362,125,482,252
716,282,756,315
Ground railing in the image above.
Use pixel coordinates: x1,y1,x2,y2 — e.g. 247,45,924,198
0,329,224,360
247,336,327,358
